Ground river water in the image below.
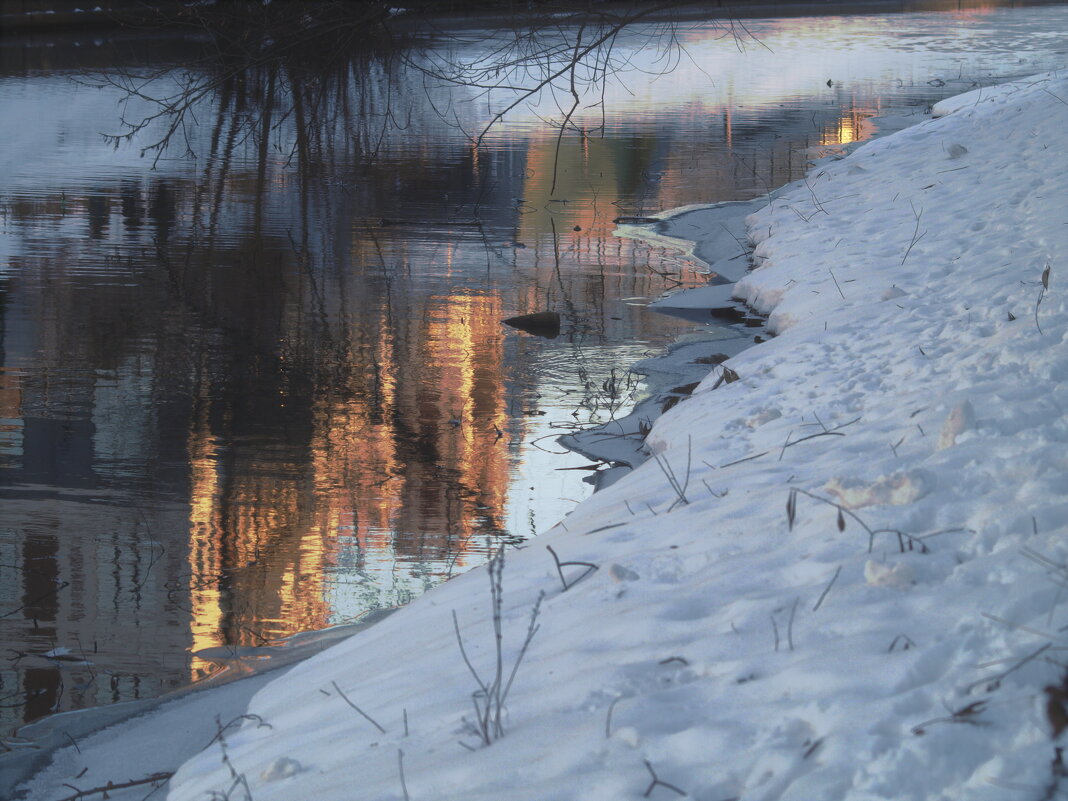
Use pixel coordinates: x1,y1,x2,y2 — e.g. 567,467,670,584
1,1,1066,731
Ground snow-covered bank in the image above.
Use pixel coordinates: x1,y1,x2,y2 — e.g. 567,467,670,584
22,68,1068,800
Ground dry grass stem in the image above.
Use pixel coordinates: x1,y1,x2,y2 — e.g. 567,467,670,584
812,566,842,612
453,548,544,746
330,680,387,734
546,545,598,591
54,773,174,801
642,759,687,798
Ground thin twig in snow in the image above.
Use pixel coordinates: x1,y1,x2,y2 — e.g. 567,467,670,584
967,642,1052,693
911,700,987,735
1035,262,1051,335
779,416,861,461
828,268,846,299
53,773,174,801
454,550,544,746
888,634,916,652
812,566,842,612
652,436,692,510
331,680,387,734
398,749,410,801
546,545,598,591
901,202,927,265
642,759,687,797
606,696,622,738
787,598,799,651
702,478,726,498
718,451,769,469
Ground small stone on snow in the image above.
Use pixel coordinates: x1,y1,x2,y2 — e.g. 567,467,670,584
609,564,640,582
260,757,303,782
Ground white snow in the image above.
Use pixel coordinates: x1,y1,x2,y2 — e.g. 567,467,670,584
15,69,1068,801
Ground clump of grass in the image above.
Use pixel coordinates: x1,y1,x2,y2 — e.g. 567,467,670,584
652,436,692,511
910,700,987,736
786,486,968,554
453,548,544,747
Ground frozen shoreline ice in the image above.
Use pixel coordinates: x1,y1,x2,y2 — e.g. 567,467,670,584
13,68,1068,801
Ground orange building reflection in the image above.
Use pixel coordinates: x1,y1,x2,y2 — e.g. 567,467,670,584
183,280,514,679
0,369,21,455
819,101,881,147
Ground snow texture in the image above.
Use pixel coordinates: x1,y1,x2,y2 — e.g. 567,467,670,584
17,70,1068,801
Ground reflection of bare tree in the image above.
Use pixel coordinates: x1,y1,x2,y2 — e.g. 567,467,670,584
406,3,706,189
99,2,720,178
98,2,393,165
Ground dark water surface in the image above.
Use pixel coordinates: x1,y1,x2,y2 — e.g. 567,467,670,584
2,1,1067,730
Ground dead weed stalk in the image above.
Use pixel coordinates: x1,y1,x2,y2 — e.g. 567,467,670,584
453,548,544,747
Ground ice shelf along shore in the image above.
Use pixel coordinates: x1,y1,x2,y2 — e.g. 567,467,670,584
16,69,1068,801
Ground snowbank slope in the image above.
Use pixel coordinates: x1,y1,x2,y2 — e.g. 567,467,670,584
166,70,1068,801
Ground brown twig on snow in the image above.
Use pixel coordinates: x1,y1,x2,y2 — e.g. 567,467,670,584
778,416,860,461
911,700,987,736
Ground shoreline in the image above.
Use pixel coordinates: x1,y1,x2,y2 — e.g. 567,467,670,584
561,94,950,482
11,64,1068,801
3,82,956,798
157,66,1068,800
0,610,396,799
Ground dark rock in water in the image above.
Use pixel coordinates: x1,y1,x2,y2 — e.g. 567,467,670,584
692,353,730,366
613,216,660,225
502,311,561,339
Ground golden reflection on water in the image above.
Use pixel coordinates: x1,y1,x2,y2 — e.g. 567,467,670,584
179,83,882,684
0,369,21,452
905,0,1000,15
183,287,514,679
519,132,658,236
187,392,225,677
820,101,882,147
